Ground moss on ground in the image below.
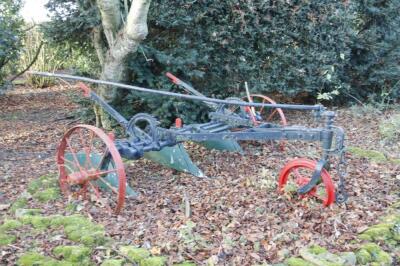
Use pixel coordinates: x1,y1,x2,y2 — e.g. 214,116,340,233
119,246,151,262
18,252,53,266
53,245,92,264
298,246,345,266
347,146,400,164
0,219,22,231
283,212,400,266
31,216,52,230
0,233,16,246
13,214,105,266
15,208,41,218
359,214,400,244
356,243,392,265
172,262,197,266
307,245,327,255
139,256,167,266
33,187,60,202
285,257,313,266
101,259,125,266
55,215,107,246
379,114,400,141
10,197,28,213
0,219,22,246
118,246,171,265
347,146,387,162
359,223,393,241
27,174,60,203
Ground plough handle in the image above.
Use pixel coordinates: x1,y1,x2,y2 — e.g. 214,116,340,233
76,82,129,129
165,72,217,109
27,71,325,112
166,72,204,96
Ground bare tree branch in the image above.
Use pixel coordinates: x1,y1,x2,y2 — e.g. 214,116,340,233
9,41,44,82
97,0,122,46
106,0,151,62
125,0,151,41
92,27,106,65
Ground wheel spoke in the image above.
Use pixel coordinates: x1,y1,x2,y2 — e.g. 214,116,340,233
267,109,278,122
87,130,95,156
89,169,118,178
97,176,119,195
95,148,110,170
88,181,100,200
293,168,305,183
258,98,266,115
65,138,83,172
61,156,76,166
77,129,98,170
78,129,90,169
89,181,112,213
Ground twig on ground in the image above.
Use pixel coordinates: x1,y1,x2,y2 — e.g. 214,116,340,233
183,190,191,218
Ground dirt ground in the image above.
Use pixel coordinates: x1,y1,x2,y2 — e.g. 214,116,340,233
0,85,399,265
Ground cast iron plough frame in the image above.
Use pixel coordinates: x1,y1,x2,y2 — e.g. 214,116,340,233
29,71,348,214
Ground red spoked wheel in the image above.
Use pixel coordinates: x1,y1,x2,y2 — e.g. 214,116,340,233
242,94,287,149
278,158,335,206
56,124,126,214
244,94,287,126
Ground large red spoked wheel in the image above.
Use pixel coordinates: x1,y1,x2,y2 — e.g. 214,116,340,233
244,94,287,126
56,124,126,214
242,94,287,149
278,158,335,206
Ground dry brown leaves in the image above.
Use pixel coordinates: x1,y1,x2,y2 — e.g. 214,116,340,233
0,86,398,265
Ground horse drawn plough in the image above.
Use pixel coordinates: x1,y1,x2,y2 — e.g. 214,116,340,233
30,71,349,214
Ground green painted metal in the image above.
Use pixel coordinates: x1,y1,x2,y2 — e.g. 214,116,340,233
200,139,243,152
144,143,205,177
64,152,137,197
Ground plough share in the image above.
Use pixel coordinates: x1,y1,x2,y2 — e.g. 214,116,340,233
29,71,349,214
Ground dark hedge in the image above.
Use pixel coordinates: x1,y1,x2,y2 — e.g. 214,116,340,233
44,0,400,124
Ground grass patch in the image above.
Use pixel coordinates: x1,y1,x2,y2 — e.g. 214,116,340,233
347,146,387,163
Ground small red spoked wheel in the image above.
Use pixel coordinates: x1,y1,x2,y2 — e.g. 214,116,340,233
278,158,335,206
56,124,126,214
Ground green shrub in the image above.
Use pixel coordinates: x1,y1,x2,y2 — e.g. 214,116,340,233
379,114,400,141
0,0,23,89
42,0,400,125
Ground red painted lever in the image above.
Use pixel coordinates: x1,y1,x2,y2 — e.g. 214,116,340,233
77,82,91,97
166,72,180,85
175,118,183,128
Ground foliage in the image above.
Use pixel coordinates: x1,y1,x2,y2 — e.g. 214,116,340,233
21,26,100,88
124,0,355,124
43,0,99,45
43,0,400,125
379,114,400,141
0,0,24,88
347,0,400,104
20,28,63,87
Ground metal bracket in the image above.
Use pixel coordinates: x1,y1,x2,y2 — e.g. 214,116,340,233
297,159,326,194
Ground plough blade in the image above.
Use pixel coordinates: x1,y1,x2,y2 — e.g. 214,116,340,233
64,152,138,197
144,143,205,177
200,140,243,152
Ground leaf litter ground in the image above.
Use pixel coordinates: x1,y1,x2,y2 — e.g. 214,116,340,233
0,85,398,265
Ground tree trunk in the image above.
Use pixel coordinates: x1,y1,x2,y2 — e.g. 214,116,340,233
95,0,151,129
97,53,129,129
